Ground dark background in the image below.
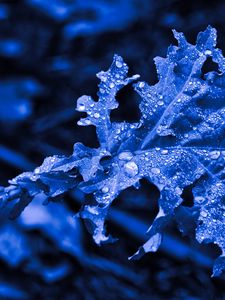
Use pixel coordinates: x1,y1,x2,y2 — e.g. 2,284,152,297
0,0,224,299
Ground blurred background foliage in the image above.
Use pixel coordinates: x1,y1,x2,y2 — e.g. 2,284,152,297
0,0,225,299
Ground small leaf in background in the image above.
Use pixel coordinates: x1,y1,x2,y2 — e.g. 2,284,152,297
0,78,42,122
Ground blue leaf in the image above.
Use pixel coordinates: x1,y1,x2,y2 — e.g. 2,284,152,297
1,26,225,276
77,27,225,275
76,54,139,149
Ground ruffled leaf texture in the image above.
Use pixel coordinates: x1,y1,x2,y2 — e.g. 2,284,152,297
0,26,224,276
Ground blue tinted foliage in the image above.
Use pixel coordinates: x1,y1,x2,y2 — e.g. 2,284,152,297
1,26,224,277
0,193,83,284
0,78,42,122
26,0,151,38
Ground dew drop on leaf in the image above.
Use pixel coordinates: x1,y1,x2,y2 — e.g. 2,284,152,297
115,60,123,68
138,82,145,88
175,187,182,195
205,49,212,55
151,167,161,175
200,210,208,217
94,112,100,119
118,151,133,161
34,167,40,174
158,100,164,106
124,161,139,177
101,187,109,193
195,196,205,203
77,103,86,111
209,150,220,159
161,149,168,155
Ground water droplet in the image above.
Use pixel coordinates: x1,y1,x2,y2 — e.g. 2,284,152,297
209,150,220,159
161,149,168,155
151,167,161,175
200,210,208,217
31,175,37,180
175,187,182,195
156,126,163,134
118,151,133,161
97,71,107,82
94,112,100,119
156,125,169,135
115,60,123,68
34,167,40,174
77,103,86,112
205,50,212,55
195,196,205,203
158,100,164,106
87,206,98,215
124,161,139,177
138,82,145,88
198,235,205,242
101,187,109,193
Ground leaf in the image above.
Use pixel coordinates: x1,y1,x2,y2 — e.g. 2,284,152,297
0,223,30,267
76,54,139,150
0,78,42,122
1,26,225,276
78,26,225,275
129,233,162,260
19,194,83,259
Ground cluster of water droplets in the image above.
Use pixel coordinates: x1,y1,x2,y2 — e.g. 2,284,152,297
136,81,169,122
117,151,139,177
